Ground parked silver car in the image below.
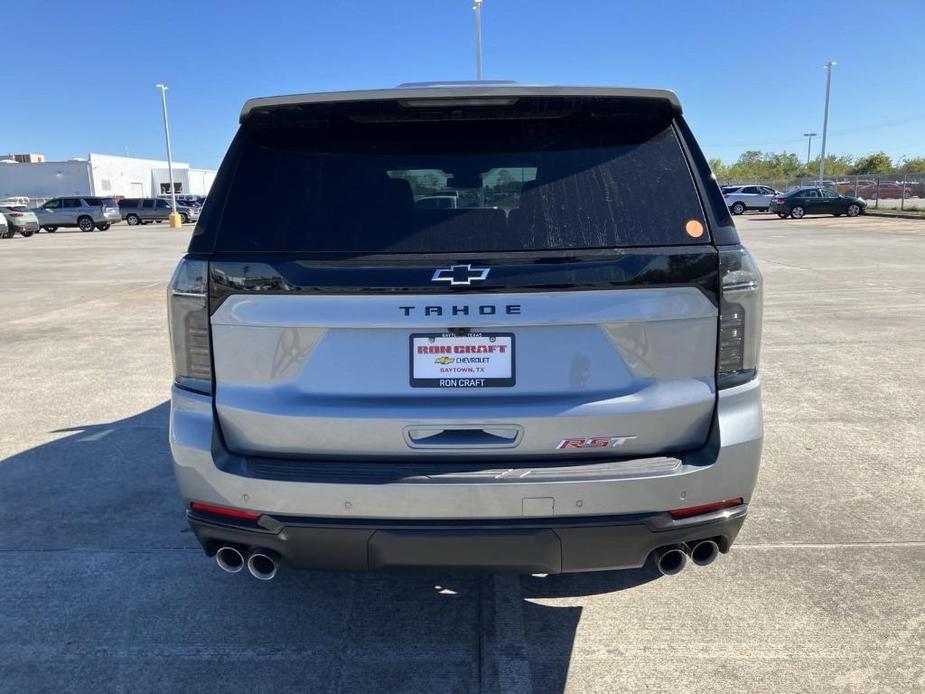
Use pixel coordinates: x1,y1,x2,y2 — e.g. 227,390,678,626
722,185,779,215
168,83,764,580
0,206,40,237
120,198,200,225
32,196,121,232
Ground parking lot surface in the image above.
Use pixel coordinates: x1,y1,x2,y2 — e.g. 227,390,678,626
1,216,923,693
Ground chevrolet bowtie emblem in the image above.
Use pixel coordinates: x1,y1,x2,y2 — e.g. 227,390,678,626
431,264,491,286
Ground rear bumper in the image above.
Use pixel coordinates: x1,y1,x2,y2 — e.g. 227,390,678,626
170,377,762,522
188,504,747,573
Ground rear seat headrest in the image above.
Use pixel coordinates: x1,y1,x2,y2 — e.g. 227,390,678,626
381,177,413,210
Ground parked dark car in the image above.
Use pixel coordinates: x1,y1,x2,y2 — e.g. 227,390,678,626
769,188,866,219
119,198,200,225
160,194,205,208
856,182,914,200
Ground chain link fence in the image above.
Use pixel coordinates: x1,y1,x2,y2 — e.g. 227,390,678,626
0,195,51,209
721,171,925,211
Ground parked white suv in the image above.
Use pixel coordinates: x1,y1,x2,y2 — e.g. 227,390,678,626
722,185,778,215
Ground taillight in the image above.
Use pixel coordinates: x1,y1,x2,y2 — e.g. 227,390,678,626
669,498,744,519
189,501,261,520
772,196,784,204
717,247,763,389
167,257,212,394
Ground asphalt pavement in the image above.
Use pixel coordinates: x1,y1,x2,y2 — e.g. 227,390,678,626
0,216,922,693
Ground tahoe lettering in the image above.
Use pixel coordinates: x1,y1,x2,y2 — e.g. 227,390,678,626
400,304,521,317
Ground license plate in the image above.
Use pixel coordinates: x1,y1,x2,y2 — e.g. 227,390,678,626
410,333,515,388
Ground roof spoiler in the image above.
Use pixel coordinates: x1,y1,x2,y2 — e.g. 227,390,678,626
239,85,682,122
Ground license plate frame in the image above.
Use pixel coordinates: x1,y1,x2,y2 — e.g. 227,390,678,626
409,332,515,388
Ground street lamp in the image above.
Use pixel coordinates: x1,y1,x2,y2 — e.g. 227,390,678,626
155,83,181,228
803,132,817,169
818,62,836,185
473,0,483,80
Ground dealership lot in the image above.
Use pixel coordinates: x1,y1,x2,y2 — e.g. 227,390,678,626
0,216,923,693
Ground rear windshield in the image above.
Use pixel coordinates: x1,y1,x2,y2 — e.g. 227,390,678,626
211,98,707,254
85,197,117,207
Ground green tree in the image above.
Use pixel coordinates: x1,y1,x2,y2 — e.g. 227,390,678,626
849,152,894,175
765,152,803,177
709,149,924,182
723,150,804,182
898,156,925,172
708,158,727,179
806,154,854,178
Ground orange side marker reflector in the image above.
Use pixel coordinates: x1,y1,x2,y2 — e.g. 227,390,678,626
685,220,705,238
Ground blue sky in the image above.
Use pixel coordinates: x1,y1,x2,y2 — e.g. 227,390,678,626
3,0,923,169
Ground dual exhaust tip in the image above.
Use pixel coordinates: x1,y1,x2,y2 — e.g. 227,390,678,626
653,539,720,576
215,545,279,581
215,540,719,580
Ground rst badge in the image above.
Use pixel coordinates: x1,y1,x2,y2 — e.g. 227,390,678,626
557,436,637,449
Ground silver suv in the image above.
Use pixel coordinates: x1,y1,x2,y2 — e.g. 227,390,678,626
167,84,764,580
33,196,121,232
722,185,779,215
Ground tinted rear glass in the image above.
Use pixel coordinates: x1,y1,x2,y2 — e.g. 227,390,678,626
211,97,707,254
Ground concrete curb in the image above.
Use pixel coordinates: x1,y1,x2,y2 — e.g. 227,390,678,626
864,211,925,221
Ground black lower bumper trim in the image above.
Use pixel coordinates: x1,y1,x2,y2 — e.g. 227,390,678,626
188,506,747,574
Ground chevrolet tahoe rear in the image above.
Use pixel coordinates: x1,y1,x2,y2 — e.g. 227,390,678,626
167,83,763,579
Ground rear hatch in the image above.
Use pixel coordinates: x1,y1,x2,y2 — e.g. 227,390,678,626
202,92,719,460
86,196,121,220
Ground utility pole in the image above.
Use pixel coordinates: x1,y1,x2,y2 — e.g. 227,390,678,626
155,83,181,228
803,132,817,169
818,62,835,185
473,0,483,80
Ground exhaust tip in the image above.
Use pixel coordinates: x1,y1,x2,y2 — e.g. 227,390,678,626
654,546,688,576
215,545,245,573
247,550,279,581
690,539,720,567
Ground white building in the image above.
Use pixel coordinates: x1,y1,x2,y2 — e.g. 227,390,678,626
0,153,217,202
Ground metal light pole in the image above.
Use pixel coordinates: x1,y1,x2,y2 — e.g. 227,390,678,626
155,83,181,228
818,62,835,185
803,132,817,169
473,0,483,80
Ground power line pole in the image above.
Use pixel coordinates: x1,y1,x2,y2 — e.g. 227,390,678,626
473,0,483,80
818,62,835,185
155,83,181,228
803,132,817,169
